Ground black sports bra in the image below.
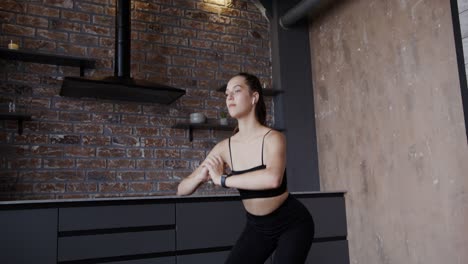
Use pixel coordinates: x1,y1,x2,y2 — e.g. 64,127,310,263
228,130,288,200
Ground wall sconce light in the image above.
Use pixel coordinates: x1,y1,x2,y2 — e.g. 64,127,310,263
206,0,228,6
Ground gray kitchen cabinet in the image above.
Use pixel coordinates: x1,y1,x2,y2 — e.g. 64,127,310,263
0,209,57,264
0,192,348,264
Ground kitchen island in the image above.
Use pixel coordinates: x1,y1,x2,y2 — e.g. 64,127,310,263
0,191,349,264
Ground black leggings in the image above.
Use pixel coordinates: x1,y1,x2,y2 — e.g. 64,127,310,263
225,194,314,264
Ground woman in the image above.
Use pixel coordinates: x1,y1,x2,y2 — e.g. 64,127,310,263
177,72,314,263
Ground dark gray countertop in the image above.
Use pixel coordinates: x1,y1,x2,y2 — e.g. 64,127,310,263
0,191,347,207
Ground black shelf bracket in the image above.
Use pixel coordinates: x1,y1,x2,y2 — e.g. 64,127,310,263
18,119,24,135
0,113,32,135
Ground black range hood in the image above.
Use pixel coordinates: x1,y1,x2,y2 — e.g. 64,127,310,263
60,0,185,104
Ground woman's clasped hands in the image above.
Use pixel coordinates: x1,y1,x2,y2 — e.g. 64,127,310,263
201,155,225,186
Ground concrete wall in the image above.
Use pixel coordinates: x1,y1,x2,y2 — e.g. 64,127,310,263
309,0,468,263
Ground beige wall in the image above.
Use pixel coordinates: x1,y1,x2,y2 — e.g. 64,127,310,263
309,0,468,263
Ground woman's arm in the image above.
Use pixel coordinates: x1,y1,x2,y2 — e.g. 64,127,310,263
204,131,286,190
176,139,228,196
176,166,210,196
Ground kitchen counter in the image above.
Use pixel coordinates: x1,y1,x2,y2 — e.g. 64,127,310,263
0,191,349,264
0,190,346,207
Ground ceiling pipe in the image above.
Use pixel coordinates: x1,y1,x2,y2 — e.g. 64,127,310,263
279,0,335,29
115,0,131,79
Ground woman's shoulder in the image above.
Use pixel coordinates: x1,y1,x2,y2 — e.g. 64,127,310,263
209,137,230,154
265,127,284,139
263,128,286,148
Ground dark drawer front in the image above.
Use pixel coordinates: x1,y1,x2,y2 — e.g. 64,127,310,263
298,196,347,238
0,209,57,264
59,203,174,231
58,230,175,262
306,240,350,264
58,203,176,263
298,196,349,264
176,200,246,250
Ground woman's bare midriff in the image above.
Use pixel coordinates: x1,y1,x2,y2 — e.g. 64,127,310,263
241,191,289,216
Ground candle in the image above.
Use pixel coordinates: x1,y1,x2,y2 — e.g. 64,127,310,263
8,40,19,50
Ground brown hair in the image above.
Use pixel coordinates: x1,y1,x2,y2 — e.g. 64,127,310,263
233,72,267,133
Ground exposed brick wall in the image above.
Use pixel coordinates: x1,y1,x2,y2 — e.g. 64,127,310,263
0,0,273,200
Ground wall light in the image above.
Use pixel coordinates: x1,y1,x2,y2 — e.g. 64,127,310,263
205,0,227,6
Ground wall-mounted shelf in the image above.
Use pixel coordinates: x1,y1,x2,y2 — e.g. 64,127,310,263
217,84,283,96
0,48,95,76
0,113,32,135
172,122,235,141
173,122,285,142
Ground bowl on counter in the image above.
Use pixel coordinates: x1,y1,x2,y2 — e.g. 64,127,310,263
190,112,206,124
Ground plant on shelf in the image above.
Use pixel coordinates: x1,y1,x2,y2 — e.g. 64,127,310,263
219,111,228,125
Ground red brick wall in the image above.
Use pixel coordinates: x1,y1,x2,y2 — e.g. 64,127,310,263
0,0,272,200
